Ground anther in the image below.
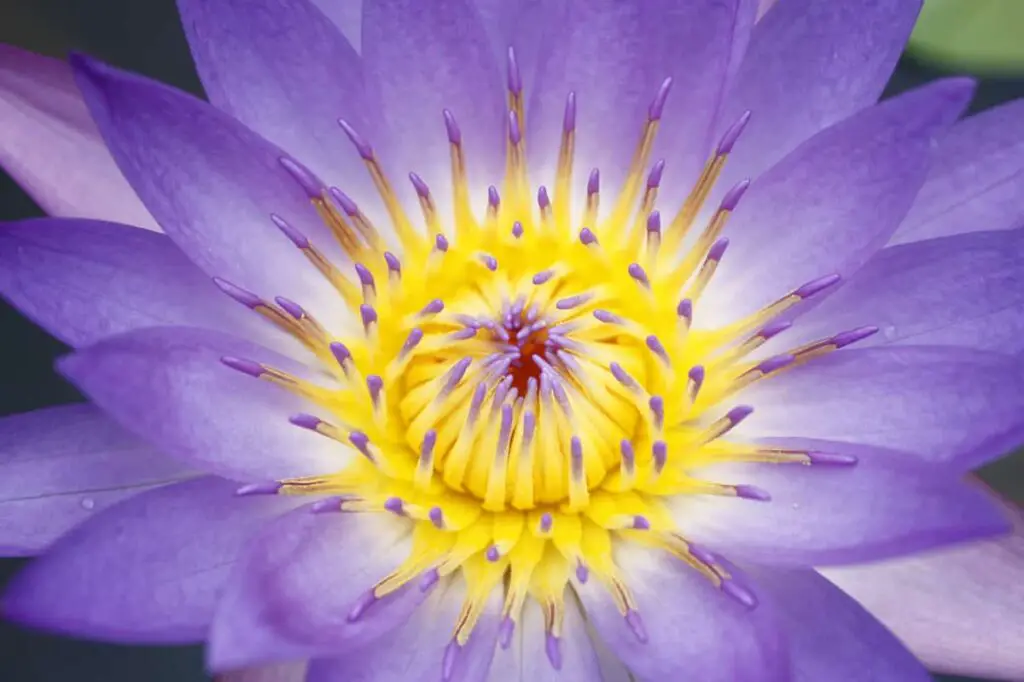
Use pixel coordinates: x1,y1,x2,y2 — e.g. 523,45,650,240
647,160,666,189
212,277,262,309
532,270,555,285
593,309,624,325
434,234,449,252
338,119,374,160
539,513,553,534
648,77,673,121
735,484,772,501
677,298,693,323
587,169,600,196
235,481,282,496
576,561,589,584
795,273,841,299
486,545,501,562
330,342,353,373
545,634,563,670
347,590,377,622
488,185,501,210
349,431,373,459
649,396,665,430
508,110,522,145
271,213,309,248
647,210,662,237
331,187,360,217
625,610,648,643
556,293,592,310
707,237,730,262
609,362,641,392
620,440,636,480
429,506,445,529
632,515,651,530
443,109,462,146
384,496,405,515
420,299,445,316
220,356,265,378
511,221,524,238
441,358,472,395
288,413,322,431
579,228,598,246
717,110,753,155
275,296,305,320
278,156,323,198
628,263,650,288
563,91,577,133
360,304,378,333
479,253,498,271
442,640,461,682
366,375,384,407
506,46,523,95
806,451,859,466
687,365,705,400
408,172,431,199
832,326,880,348
645,335,670,365
720,178,751,212
499,618,516,649
652,441,667,474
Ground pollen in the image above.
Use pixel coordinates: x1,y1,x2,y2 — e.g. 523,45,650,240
219,47,870,676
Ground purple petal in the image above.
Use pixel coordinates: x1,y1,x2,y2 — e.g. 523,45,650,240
0,218,292,351
527,0,751,202
0,45,157,229
892,97,1024,245
824,500,1024,680
362,0,504,218
736,346,1024,470
178,0,382,218
575,544,789,681
673,441,1010,565
218,663,308,682
69,55,349,335
209,508,427,671
57,326,344,482
748,567,931,682
2,476,302,642
700,78,974,326
764,227,1024,355
0,404,195,556
717,0,921,192
305,577,501,682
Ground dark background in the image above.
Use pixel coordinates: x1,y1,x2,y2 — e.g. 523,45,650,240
0,1,1021,680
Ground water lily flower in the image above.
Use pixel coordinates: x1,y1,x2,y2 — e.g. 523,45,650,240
1,0,1024,681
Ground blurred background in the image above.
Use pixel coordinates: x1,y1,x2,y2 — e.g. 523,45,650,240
0,0,1022,680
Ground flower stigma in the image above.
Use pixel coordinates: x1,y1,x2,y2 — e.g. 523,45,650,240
219,47,871,676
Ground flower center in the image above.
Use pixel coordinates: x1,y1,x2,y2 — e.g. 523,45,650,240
219,47,871,675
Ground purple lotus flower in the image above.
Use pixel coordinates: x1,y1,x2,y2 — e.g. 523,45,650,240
2,0,1024,680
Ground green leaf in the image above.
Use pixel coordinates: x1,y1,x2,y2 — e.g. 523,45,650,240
908,0,1024,75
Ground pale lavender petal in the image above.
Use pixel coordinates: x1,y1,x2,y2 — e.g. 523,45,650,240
0,45,157,229
892,97,1024,245
2,476,302,643
178,0,381,217
0,404,194,556
209,508,424,671
673,441,1010,565
305,577,501,682
823,499,1024,680
527,0,751,204
362,0,504,219
717,0,922,191
575,544,789,682
70,55,350,335
57,326,345,482
736,346,1024,470
762,227,1024,354
0,218,289,350
700,78,974,326
216,662,308,682
749,567,931,682
308,0,362,50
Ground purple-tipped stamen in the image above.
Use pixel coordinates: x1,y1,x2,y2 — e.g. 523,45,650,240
545,633,563,670
408,171,430,199
721,578,759,610
330,341,352,369
270,213,309,248
628,263,650,288
338,118,374,159
707,237,730,262
688,365,706,396
486,545,501,562
488,185,501,209
759,320,792,340
360,304,378,330
563,91,577,133
506,46,523,95
806,451,859,466
480,253,499,271
289,413,322,431
537,185,551,210
366,375,384,405
647,160,666,189
429,506,445,529
499,618,516,649
420,298,445,316
646,335,669,364
346,590,377,622
625,610,648,643
652,440,667,473
648,77,673,121
310,496,344,514
275,296,306,320
832,326,880,348
539,512,553,533
717,110,752,155
235,481,282,496
532,269,555,285
587,168,600,195
609,362,640,391
508,110,522,145
649,396,665,429
556,293,592,310
442,641,461,682
755,354,795,375
512,221,524,238
278,156,323,198
331,187,360,217
220,356,264,378
442,109,462,145
735,484,772,501
212,277,262,309
647,210,662,235
720,178,751,212
434,234,449,252
349,431,372,459
632,515,651,530
795,273,842,299
579,227,598,245
678,298,693,322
